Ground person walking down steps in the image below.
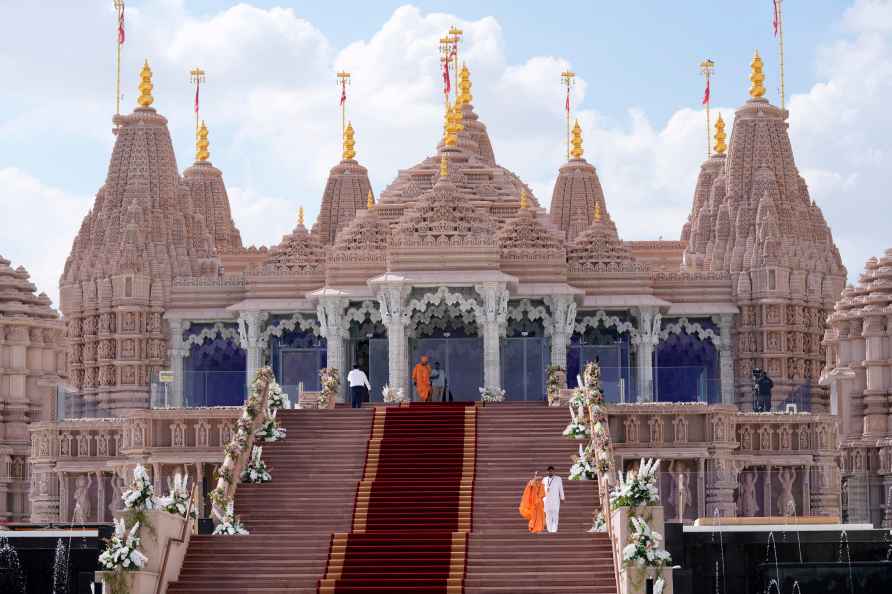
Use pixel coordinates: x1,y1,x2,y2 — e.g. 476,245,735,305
543,465,565,533
347,363,371,409
431,361,452,402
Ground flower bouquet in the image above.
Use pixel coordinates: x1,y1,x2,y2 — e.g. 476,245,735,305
267,380,290,410
319,367,340,408
255,417,286,443
609,458,661,509
569,443,596,481
621,515,672,594
588,510,607,533
241,447,272,484
122,464,156,511
158,472,196,519
382,384,408,404
212,501,249,535
546,365,566,407
99,518,148,570
478,386,506,403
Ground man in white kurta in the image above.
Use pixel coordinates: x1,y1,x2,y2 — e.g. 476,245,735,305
542,466,565,533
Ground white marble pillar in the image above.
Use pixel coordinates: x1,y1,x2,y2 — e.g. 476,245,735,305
377,285,410,393
716,314,736,406
167,318,188,407
475,283,509,391
545,295,577,371
632,307,660,402
317,297,349,402
238,311,268,390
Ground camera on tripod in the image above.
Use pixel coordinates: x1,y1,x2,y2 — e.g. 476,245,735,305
751,367,773,412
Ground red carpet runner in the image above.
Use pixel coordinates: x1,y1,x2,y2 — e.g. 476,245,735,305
318,404,477,594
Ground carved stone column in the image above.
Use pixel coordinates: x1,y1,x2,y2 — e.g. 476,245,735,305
167,318,188,407
238,311,268,390
317,296,349,402
544,295,576,371
476,284,509,391
632,307,661,402
95,471,106,522
57,471,68,522
704,459,738,517
716,314,736,406
151,463,163,499
377,285,410,394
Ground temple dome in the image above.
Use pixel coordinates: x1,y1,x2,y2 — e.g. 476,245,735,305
567,214,643,273
0,256,59,320
260,212,326,273
548,122,608,243
326,202,391,285
497,198,567,283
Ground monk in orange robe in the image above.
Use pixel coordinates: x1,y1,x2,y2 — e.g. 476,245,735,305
518,472,546,533
412,355,432,402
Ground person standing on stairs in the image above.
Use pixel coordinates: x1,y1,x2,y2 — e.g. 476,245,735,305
543,466,565,533
431,361,451,402
519,471,545,533
412,355,432,402
347,363,371,409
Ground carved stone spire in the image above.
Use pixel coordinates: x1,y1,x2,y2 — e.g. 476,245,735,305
548,121,608,242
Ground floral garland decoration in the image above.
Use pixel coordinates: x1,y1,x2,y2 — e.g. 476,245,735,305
319,367,340,408
212,501,249,536
256,417,286,442
609,458,661,510
478,386,506,403
241,446,272,484
382,384,408,404
267,380,290,410
122,464,155,511
621,516,672,594
158,472,196,520
99,518,148,570
569,443,597,480
546,365,566,407
566,362,611,479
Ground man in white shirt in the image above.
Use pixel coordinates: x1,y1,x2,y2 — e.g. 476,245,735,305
347,363,371,409
542,465,565,533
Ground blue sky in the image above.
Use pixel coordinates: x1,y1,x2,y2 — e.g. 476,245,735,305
1,1,890,305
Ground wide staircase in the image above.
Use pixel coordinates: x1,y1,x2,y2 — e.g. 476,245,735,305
168,408,373,594
168,402,617,594
318,403,477,593
467,403,616,594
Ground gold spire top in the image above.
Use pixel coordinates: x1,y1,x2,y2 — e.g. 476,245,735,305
298,206,305,227
138,59,154,107
459,64,472,105
342,121,356,160
367,189,374,209
713,114,727,155
594,199,602,222
570,119,583,159
749,50,766,98
440,155,448,178
519,188,528,209
444,104,459,147
196,120,209,162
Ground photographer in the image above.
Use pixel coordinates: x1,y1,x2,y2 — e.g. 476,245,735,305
752,368,773,412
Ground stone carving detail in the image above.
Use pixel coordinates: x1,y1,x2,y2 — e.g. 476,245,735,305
659,317,722,346
183,322,241,351
259,220,326,273
574,310,639,340
258,314,319,349
738,471,759,517
71,474,94,523
624,417,640,443
648,416,664,444
776,468,797,515
672,416,689,444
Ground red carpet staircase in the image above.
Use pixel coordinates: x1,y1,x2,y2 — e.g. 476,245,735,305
318,403,477,594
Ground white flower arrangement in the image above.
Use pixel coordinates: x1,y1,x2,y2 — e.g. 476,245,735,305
478,386,506,402
158,473,196,520
318,367,340,408
122,464,156,511
621,516,672,594
569,444,596,481
99,518,148,570
588,510,607,533
266,381,290,410
241,447,272,484
255,418,286,443
382,384,408,404
563,401,591,439
610,458,661,510
212,501,249,535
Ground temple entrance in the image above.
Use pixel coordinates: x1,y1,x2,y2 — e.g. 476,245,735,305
268,321,327,396
501,337,548,400
184,326,246,406
568,324,633,403
410,336,483,401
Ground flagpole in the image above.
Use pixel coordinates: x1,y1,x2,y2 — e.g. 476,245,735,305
449,26,463,104
700,59,715,159
561,71,575,161
439,36,453,111
190,67,206,131
777,0,786,111
337,71,351,139
114,1,124,117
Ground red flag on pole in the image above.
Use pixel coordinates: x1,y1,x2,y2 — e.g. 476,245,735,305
442,58,451,95
194,82,199,114
565,86,570,113
340,81,347,106
118,7,126,44
772,0,780,36
702,78,710,105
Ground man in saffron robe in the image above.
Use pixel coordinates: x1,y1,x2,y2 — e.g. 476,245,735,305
412,355,432,402
518,471,545,533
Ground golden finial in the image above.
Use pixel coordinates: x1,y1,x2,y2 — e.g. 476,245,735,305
570,119,583,159
196,120,209,162
714,114,727,155
342,121,356,160
749,50,766,99
519,188,528,209
367,189,374,209
440,155,448,178
454,97,464,131
298,206,305,227
594,199,602,222
444,104,459,147
459,64,472,105
138,59,154,107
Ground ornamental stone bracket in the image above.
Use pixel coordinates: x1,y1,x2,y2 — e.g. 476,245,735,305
474,283,509,390
237,311,269,389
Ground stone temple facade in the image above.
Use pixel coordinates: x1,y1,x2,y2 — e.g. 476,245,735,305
18,54,857,525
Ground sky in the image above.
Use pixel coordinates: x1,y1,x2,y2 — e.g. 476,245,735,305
1,0,890,307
